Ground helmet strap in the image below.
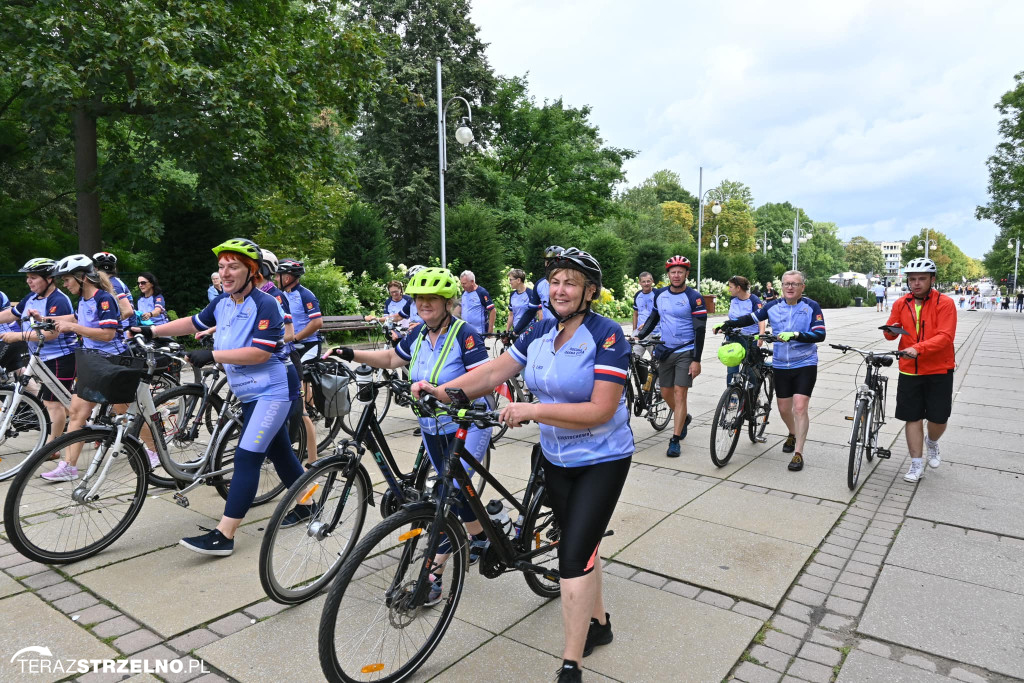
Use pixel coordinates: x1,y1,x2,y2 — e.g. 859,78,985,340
425,310,451,334
548,288,590,327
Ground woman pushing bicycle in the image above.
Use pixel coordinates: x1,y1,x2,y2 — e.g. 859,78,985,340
416,248,633,683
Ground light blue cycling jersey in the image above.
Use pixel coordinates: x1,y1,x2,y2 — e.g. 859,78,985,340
110,277,135,329
384,294,412,320
535,278,550,321
0,291,17,334
283,284,322,342
407,299,423,326
77,290,127,355
728,294,763,336
395,317,489,436
460,286,494,334
509,287,540,332
12,289,77,360
137,293,169,326
510,312,634,467
192,289,289,403
650,286,707,353
633,289,657,330
751,297,826,370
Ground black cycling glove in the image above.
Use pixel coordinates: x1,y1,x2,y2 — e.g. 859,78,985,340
187,349,215,367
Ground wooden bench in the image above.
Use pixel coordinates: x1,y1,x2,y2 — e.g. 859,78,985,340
320,315,378,333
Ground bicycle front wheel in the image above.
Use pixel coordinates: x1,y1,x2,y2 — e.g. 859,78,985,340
520,486,561,599
260,456,371,604
489,379,519,444
318,506,467,683
147,384,212,486
710,386,744,467
0,388,51,481
212,409,300,506
646,376,672,431
748,372,775,443
3,428,148,564
848,398,869,490
341,369,392,437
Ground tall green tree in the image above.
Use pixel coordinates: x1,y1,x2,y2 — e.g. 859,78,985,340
2,1,386,252
334,202,393,279
700,199,756,254
797,222,848,279
752,202,813,267
708,179,754,206
845,236,885,275
901,229,971,284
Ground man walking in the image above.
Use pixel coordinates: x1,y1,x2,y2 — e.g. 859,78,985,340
873,281,886,312
1016,289,1023,313
456,270,495,335
883,258,957,483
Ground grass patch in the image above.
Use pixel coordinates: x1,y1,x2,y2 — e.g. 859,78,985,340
740,651,763,666
832,645,852,681
753,621,776,645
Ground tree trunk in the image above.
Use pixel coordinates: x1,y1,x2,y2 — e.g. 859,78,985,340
73,106,101,254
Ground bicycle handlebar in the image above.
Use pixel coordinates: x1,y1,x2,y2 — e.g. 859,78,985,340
416,393,505,428
830,344,907,364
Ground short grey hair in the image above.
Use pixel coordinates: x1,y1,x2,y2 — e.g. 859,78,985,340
639,271,653,280
211,272,220,280
459,270,475,282
781,270,806,285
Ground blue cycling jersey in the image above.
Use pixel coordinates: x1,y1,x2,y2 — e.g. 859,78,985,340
384,295,412,320
12,289,77,360
407,299,423,325
535,278,550,321
284,285,322,342
509,287,540,331
728,294,763,336
460,286,494,333
395,318,489,435
752,297,826,369
651,286,707,354
0,291,17,334
192,289,289,403
633,289,657,329
110,277,135,329
510,312,634,467
138,294,169,326
77,290,127,355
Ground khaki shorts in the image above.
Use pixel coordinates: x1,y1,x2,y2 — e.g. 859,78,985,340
658,350,695,388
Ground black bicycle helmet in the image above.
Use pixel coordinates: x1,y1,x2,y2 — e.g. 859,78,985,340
19,258,57,277
545,247,602,290
92,251,118,273
277,259,306,277
543,245,565,259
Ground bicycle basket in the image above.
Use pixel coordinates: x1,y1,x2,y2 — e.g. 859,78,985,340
0,341,29,371
312,365,352,418
74,349,147,404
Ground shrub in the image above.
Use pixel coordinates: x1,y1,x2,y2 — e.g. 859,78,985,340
804,280,850,308
752,253,775,289
153,200,234,314
335,203,392,280
301,260,363,316
429,201,505,296
585,232,629,297
701,250,731,282
728,253,756,283
633,240,669,280
848,283,868,299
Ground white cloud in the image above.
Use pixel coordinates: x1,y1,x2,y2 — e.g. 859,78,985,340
470,0,1024,257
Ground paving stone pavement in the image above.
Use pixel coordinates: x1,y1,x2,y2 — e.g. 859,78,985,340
0,306,1021,682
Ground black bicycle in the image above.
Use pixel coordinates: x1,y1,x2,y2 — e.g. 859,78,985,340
710,332,777,467
831,344,903,489
624,337,672,431
317,391,560,683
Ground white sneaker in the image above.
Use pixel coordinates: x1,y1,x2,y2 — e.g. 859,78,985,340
925,439,941,469
40,461,79,482
903,460,925,483
147,448,160,468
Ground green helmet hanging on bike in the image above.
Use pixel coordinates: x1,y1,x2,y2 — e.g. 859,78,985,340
717,342,746,367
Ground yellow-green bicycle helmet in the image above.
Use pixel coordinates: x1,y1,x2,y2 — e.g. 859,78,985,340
212,238,262,265
406,267,460,298
717,342,746,367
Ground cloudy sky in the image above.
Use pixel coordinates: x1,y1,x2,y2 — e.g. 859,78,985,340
470,0,1024,258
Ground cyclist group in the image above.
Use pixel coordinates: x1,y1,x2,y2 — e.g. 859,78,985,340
1,237,957,682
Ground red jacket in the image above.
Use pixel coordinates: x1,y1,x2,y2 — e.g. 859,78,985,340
884,291,957,375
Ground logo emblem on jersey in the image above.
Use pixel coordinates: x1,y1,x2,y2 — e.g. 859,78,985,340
49,306,57,314
603,333,616,349
815,314,823,321
695,298,703,306
100,301,110,311
275,295,282,304
306,302,313,310
464,336,476,350
258,319,270,330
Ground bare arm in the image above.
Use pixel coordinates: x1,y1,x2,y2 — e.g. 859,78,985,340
117,297,135,321
348,347,407,370
294,317,323,342
487,308,496,334
214,348,272,366
508,380,623,430
153,317,200,338
424,352,523,401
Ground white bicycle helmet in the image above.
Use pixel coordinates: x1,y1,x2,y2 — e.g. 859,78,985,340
259,248,279,279
54,254,100,283
904,257,937,274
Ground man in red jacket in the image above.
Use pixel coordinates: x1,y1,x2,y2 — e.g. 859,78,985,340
882,258,957,483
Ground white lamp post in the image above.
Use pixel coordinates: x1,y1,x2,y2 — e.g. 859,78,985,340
781,211,812,270
436,57,474,267
696,167,722,283
917,227,937,259
755,231,773,256
1009,237,1022,293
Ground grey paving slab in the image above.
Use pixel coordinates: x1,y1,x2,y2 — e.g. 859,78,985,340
506,573,760,682
887,521,1024,594
632,429,765,478
0,570,23,599
907,478,1024,539
617,466,714,512
859,565,1024,678
836,650,954,683
616,514,811,607
675,485,841,546
728,442,868,503
76,525,267,638
599,500,668,558
0,592,117,683
441,636,617,682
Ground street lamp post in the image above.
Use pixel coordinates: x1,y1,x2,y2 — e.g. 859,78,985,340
696,167,722,283
916,227,937,259
436,57,474,267
754,231,773,256
781,210,812,270
711,226,730,252
1009,237,1022,293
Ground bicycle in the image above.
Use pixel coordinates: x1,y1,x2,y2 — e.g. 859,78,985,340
482,331,538,444
258,377,492,605
2,336,301,564
830,344,902,489
317,391,560,683
710,332,777,467
623,337,672,431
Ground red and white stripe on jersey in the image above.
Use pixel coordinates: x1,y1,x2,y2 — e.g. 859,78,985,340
594,364,627,380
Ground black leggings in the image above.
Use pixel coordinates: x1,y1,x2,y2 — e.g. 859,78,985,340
542,455,631,579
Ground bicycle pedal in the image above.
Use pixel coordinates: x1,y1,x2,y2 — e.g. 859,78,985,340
874,449,891,459
173,493,190,508
755,437,767,443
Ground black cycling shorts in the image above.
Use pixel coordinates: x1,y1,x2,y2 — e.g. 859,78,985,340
41,354,76,403
773,365,818,399
542,454,631,579
895,371,954,424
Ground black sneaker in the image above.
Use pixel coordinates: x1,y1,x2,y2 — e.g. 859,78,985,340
413,427,422,436
680,413,693,439
788,453,804,471
556,660,582,683
468,535,489,566
583,612,613,657
180,527,234,556
782,433,796,453
280,502,320,529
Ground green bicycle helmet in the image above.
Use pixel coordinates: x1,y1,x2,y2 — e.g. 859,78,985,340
212,238,263,266
717,342,746,367
406,267,460,298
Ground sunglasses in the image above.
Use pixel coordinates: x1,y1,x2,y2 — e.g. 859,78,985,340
138,281,150,286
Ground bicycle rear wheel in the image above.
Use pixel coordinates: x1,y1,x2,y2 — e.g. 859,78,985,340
490,379,519,444
212,408,300,506
520,486,561,599
146,384,212,488
3,428,148,564
848,398,869,490
710,386,744,467
318,506,466,683
260,455,371,604
646,377,672,431
747,372,775,443
341,368,392,436
0,388,50,482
